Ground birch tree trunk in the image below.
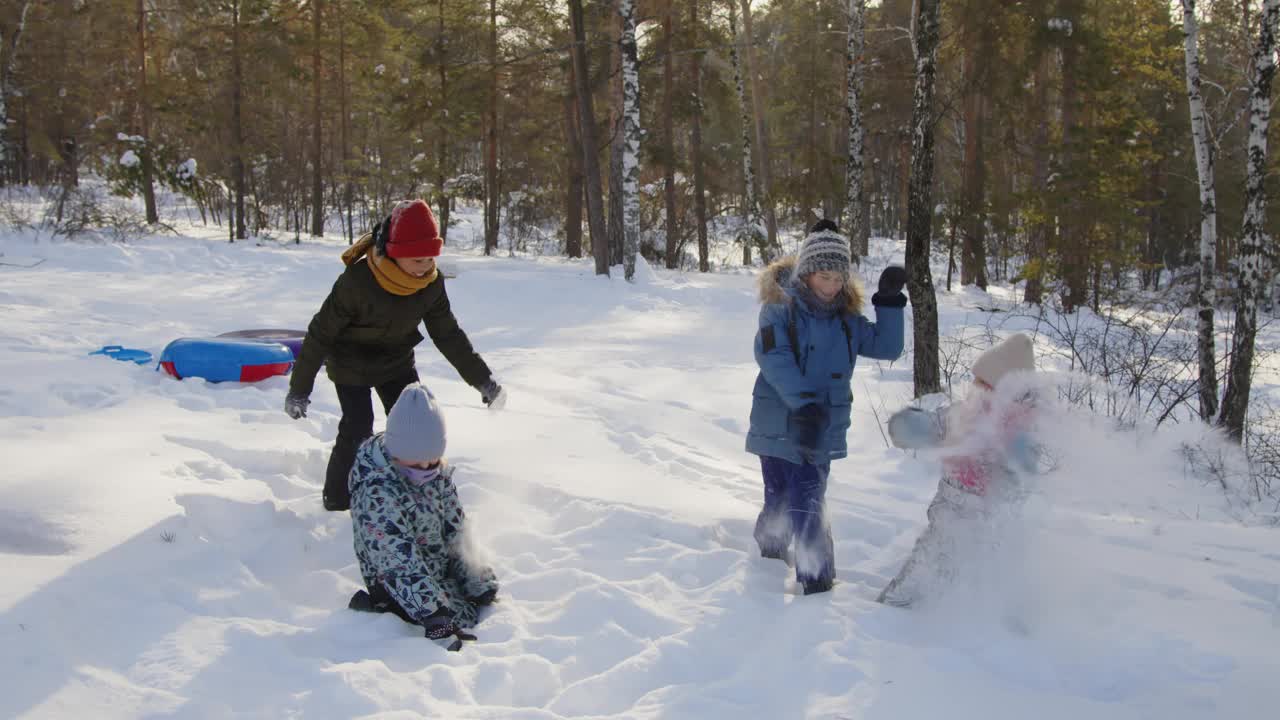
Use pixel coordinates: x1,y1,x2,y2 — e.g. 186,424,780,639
738,0,779,255
309,0,324,237
1181,0,1219,422
619,0,641,280
137,0,158,224
661,0,678,269
844,0,868,260
906,0,942,398
569,0,610,275
690,0,710,273
729,1,767,264
1219,0,1279,441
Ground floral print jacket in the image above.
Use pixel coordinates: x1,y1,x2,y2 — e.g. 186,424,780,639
349,434,499,628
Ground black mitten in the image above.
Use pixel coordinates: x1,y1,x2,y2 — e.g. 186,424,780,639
873,265,908,308
789,404,829,461
422,608,477,651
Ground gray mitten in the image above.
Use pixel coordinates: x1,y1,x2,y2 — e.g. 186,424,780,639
284,392,310,420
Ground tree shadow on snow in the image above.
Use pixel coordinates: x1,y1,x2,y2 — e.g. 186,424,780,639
0,494,394,718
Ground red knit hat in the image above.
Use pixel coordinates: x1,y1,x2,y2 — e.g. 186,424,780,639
385,199,442,258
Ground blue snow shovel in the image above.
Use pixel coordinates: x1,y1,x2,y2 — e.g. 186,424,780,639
90,345,155,365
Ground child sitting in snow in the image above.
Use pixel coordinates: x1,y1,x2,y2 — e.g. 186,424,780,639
877,333,1040,608
346,383,499,651
746,219,907,595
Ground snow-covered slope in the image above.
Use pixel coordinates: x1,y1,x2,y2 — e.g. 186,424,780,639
0,217,1275,719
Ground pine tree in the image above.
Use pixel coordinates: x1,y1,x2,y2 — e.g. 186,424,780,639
135,0,158,224
569,0,609,275
309,0,324,237
689,0,710,273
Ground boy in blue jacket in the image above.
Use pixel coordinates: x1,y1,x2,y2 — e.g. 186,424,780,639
746,220,907,595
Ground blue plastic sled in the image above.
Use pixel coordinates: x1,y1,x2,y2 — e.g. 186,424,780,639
90,345,154,365
217,328,307,360
159,337,294,383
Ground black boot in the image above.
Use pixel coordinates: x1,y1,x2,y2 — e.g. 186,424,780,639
760,546,794,566
802,578,834,595
323,436,363,511
348,590,375,612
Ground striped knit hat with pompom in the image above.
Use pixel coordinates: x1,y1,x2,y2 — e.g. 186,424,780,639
795,219,851,279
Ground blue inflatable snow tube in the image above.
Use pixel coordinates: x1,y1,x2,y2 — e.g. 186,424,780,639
217,329,307,360
159,337,294,383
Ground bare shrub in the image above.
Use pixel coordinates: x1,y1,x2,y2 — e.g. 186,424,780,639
44,186,165,243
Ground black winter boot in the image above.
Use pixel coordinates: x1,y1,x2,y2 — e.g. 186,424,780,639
802,578,834,595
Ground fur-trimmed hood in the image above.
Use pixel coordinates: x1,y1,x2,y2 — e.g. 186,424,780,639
757,256,864,314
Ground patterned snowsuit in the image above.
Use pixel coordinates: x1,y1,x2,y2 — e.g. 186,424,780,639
349,434,498,628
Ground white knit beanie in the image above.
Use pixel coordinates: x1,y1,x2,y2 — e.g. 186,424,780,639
971,333,1035,388
795,219,852,279
383,383,447,463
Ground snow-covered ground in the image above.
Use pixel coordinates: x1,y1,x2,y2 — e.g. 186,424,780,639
1,205,1277,719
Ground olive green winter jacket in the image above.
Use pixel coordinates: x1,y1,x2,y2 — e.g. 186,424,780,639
289,255,491,396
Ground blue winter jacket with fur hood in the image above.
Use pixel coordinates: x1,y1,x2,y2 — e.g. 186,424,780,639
746,257,905,464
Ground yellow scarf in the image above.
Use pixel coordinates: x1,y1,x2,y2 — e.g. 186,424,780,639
341,234,439,296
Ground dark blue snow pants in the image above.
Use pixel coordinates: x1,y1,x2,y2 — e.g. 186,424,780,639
754,455,835,589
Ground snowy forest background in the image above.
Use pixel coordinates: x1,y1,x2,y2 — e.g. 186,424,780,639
3,0,1280,495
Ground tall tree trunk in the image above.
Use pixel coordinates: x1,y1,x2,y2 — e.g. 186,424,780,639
569,0,610,275
729,1,767,264
1058,0,1086,313
436,0,450,243
231,0,246,241
661,0,678,270
339,0,353,243
690,0,710,272
906,0,942,398
484,0,499,255
564,62,584,259
738,0,779,254
1182,0,1220,422
844,0,868,259
946,210,957,291
959,20,988,289
1024,51,1051,303
1219,0,1279,441
136,0,158,224
0,2,32,182
309,0,324,237
620,0,641,280
608,4,624,267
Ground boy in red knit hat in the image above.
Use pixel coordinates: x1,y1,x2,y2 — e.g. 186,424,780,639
285,199,507,511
